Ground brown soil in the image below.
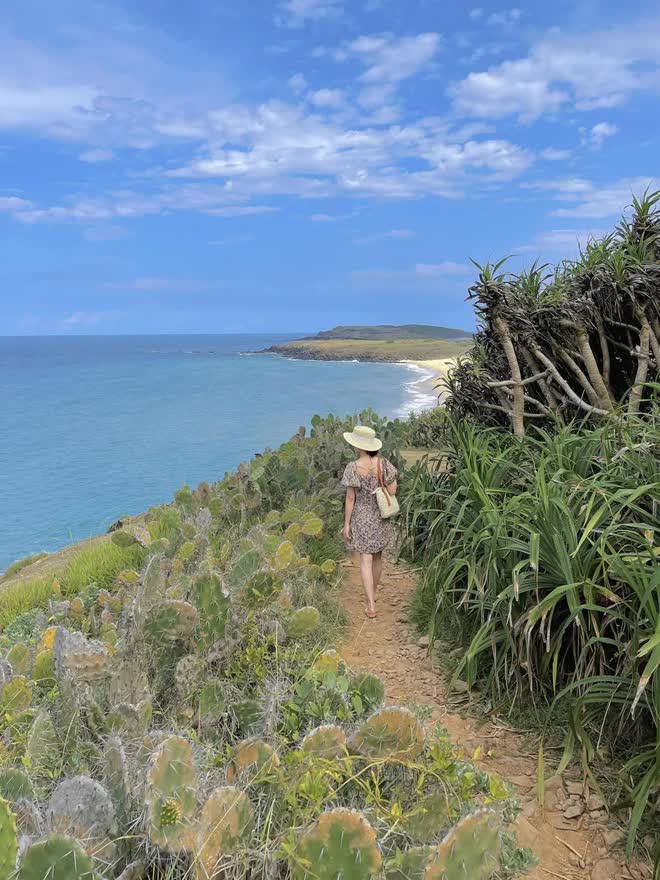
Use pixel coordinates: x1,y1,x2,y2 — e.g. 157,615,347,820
338,555,651,880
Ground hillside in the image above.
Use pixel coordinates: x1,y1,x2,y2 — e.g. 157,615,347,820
310,324,472,341
262,336,472,363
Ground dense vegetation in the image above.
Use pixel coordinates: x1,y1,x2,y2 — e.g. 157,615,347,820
312,325,472,341
402,192,660,866
446,191,660,435
264,338,470,363
0,413,532,880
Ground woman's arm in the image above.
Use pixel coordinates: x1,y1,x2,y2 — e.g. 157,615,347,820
386,478,398,496
344,487,356,540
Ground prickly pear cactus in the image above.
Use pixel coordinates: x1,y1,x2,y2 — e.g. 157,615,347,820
232,699,263,735
38,626,58,651
351,707,425,760
300,724,347,759
48,776,116,845
301,517,323,537
401,791,452,843
25,710,59,778
197,680,226,725
274,540,295,570
0,769,34,802
18,834,95,880
241,571,282,607
0,796,18,880
287,606,321,639
320,559,338,577
134,555,164,623
226,549,263,590
6,643,31,676
350,672,385,714
175,654,205,697
312,650,346,676
103,735,131,818
0,675,32,713
423,810,501,880
145,735,198,851
0,659,12,687
191,573,230,647
106,699,152,738
53,628,109,684
385,846,434,880
292,808,382,880
144,600,199,643
193,786,255,879
32,650,55,687
226,739,280,785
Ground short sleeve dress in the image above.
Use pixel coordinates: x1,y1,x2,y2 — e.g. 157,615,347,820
341,458,398,554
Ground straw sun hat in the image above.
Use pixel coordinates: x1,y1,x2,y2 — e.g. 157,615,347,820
343,425,383,452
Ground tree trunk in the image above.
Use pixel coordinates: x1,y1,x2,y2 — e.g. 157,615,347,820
557,348,601,407
595,315,612,392
575,326,613,410
628,320,651,415
522,347,562,416
530,345,611,416
493,315,525,437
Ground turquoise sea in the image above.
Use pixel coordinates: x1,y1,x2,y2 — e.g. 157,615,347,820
1,334,434,571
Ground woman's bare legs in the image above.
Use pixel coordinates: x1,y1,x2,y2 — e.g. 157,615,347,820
359,553,377,616
372,551,383,601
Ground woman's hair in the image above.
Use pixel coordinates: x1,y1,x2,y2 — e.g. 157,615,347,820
365,449,379,458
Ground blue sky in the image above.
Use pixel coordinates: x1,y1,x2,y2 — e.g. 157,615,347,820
1,0,658,335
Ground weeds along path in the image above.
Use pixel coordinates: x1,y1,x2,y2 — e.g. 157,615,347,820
338,555,649,880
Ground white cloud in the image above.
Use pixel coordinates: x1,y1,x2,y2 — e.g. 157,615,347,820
581,121,618,149
349,32,441,83
288,73,308,94
449,19,660,120
354,228,414,243
485,8,522,27
527,175,658,218
517,228,607,253
469,8,484,20
311,213,339,221
540,147,572,161
353,261,471,286
308,88,345,108
79,148,115,163
276,0,343,28
0,196,33,213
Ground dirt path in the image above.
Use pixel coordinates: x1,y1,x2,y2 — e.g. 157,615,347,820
338,556,650,880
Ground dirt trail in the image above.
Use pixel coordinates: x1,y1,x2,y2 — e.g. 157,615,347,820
338,555,649,880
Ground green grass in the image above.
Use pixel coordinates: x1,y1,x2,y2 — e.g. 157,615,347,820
270,338,472,362
0,541,145,630
0,552,50,580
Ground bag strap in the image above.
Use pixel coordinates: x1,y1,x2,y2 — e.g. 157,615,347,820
377,458,392,507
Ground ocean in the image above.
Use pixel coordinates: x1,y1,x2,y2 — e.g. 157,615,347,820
0,334,435,570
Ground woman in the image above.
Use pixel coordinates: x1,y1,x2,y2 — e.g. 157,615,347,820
341,425,398,619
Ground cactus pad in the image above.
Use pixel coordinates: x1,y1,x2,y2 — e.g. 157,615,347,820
385,846,434,880
312,650,346,676
144,600,198,643
301,517,323,537
274,540,295,570
351,707,425,760
26,710,59,777
6,643,30,676
0,796,18,880
292,808,382,880
423,810,501,880
191,573,230,647
39,626,58,651
241,572,283,606
53,629,109,684
284,523,302,542
194,786,255,878
0,769,34,802
226,549,263,590
1,675,32,713
145,735,198,850
197,680,226,724
320,559,338,576
300,724,347,759
401,791,452,843
32,650,55,687
232,699,263,735
18,835,95,880
288,606,321,639
48,776,116,844
226,739,280,785
350,672,385,714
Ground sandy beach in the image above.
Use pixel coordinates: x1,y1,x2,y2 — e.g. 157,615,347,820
401,357,457,408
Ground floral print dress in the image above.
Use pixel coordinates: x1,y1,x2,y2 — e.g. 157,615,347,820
341,458,398,554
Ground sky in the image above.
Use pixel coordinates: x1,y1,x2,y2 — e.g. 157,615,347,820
1,0,659,335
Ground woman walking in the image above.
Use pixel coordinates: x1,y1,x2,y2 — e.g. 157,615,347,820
341,425,398,619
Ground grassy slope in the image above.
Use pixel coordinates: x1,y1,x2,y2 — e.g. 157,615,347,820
312,324,472,341
268,338,472,362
